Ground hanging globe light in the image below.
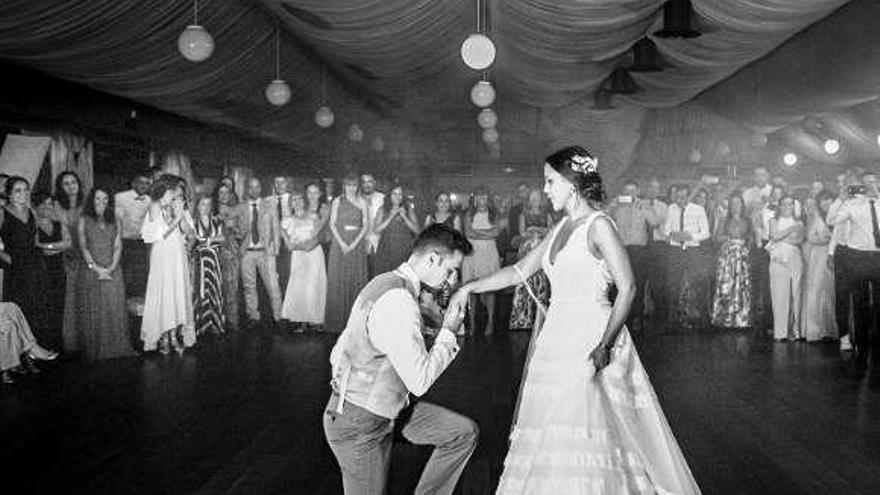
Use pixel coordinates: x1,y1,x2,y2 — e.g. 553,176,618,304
265,79,291,106
178,25,214,62
315,106,335,128
477,108,498,129
348,124,364,142
483,127,499,143
783,152,798,166
471,81,496,108
824,138,840,155
689,148,702,163
461,34,496,70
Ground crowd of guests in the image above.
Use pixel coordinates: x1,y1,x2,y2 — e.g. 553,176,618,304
608,166,880,374
1,162,877,383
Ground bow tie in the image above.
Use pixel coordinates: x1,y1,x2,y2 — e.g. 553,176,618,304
134,195,148,201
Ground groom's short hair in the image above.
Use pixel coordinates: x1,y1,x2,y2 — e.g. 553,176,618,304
412,224,473,257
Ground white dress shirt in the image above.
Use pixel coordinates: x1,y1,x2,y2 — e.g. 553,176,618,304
663,202,710,250
367,263,459,397
743,184,772,212
115,189,151,240
827,196,880,252
364,191,385,252
650,199,669,242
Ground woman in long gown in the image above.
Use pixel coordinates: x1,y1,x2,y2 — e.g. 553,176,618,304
215,182,242,331
373,185,419,275
192,195,227,336
801,191,837,341
281,189,327,331
451,146,700,494
324,174,369,333
462,186,503,335
0,177,52,349
710,194,753,329
509,189,553,331
77,187,133,360
54,171,85,353
35,192,71,350
141,175,195,354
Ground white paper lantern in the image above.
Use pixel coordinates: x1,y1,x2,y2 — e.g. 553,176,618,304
824,138,840,155
178,25,214,62
265,79,291,106
689,148,702,163
348,124,364,142
477,108,498,129
314,106,335,128
483,127,499,143
471,81,496,108
461,34,496,70
783,152,798,166
372,136,385,152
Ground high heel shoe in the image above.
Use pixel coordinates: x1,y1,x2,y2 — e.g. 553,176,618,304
158,334,171,355
22,354,41,375
27,346,59,361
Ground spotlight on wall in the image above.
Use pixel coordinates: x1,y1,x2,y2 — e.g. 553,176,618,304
823,138,840,155
783,152,798,167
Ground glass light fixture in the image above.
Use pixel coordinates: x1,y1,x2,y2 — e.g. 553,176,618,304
783,152,798,166
471,81,496,108
265,26,290,106
178,0,213,62
824,138,840,155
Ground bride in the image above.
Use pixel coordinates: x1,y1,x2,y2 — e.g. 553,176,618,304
450,146,701,494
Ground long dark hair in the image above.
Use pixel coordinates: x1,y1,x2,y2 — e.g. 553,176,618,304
382,184,411,216
83,187,116,224
724,193,752,239
53,171,85,210
305,181,326,213
545,145,606,207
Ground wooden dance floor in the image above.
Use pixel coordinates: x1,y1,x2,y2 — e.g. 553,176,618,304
2,324,880,494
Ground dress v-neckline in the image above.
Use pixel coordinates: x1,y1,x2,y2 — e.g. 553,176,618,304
4,206,32,226
547,212,600,267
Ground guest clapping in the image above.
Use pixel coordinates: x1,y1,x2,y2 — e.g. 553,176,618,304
373,185,419,275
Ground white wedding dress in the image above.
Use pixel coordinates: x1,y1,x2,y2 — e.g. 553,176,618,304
497,212,701,494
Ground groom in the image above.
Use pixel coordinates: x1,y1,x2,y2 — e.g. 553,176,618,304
323,224,478,495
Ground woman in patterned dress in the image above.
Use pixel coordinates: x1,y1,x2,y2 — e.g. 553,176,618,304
192,195,227,336
215,182,242,331
711,193,753,328
509,189,553,331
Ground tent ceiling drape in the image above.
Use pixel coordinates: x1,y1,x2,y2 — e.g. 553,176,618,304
0,0,873,176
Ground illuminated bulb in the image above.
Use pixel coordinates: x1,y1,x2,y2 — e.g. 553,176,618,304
783,152,798,166
824,138,840,155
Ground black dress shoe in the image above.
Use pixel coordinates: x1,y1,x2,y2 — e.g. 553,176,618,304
1,370,14,385
22,355,41,375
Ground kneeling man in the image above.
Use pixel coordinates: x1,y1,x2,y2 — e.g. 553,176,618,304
323,224,477,495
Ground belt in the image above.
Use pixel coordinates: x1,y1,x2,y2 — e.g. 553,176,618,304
246,247,265,252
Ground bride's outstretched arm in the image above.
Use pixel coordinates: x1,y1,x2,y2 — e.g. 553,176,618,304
448,235,551,311
589,216,636,371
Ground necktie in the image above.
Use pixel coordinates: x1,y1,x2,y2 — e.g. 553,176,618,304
679,205,686,233
252,202,260,244
870,199,880,248
277,195,283,221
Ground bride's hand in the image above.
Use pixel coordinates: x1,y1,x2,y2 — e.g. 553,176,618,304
447,285,472,316
589,344,613,373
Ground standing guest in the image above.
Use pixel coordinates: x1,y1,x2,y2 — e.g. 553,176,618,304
193,195,227,336
53,171,85,352
215,182,243,330
767,195,805,341
115,170,153,298
829,172,854,351
608,180,662,330
34,192,70,349
644,178,669,323
325,174,370,333
0,177,52,347
281,189,327,332
507,183,531,242
827,171,880,373
0,302,58,384
76,187,132,360
663,185,711,330
751,184,785,333
373,185,419,276
424,191,462,231
360,173,385,277
238,178,283,329
742,167,773,215
810,180,826,199
711,194,753,329
266,176,292,294
509,188,554,331
462,186,502,336
141,176,196,355
801,191,837,341
0,174,7,300
305,181,331,256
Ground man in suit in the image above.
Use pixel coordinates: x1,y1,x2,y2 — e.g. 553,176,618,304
238,177,283,328
266,176,292,295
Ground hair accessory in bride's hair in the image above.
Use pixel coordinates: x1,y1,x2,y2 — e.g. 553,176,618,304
570,153,598,174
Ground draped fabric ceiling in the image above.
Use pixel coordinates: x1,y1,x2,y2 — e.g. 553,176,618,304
1,0,875,179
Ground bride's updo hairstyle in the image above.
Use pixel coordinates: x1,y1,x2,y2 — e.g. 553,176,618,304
545,145,606,206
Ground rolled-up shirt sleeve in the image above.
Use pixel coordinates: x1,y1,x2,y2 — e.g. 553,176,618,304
368,288,460,397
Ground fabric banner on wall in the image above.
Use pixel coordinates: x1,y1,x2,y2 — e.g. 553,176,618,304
0,134,51,184
49,132,94,194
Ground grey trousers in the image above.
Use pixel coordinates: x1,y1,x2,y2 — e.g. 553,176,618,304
240,250,282,322
323,395,478,495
